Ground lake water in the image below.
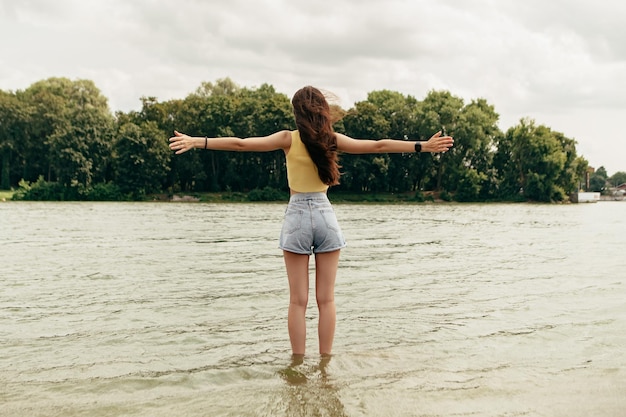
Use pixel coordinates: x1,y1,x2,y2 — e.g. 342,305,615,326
1,200,625,417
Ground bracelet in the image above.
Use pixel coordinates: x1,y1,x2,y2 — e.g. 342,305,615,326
414,142,422,153
204,136,208,149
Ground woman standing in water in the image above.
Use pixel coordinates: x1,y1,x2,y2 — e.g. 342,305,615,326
169,86,453,356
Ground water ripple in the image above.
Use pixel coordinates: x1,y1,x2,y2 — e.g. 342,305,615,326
1,202,625,416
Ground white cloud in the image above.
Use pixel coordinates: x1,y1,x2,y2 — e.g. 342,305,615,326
1,0,624,173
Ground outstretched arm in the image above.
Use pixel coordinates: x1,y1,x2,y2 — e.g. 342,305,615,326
169,130,291,155
336,131,453,154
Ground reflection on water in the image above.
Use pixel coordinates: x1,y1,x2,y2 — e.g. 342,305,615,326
1,201,625,416
275,355,347,417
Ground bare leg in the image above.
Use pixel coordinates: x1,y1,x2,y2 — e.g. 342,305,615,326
315,250,340,355
283,250,310,355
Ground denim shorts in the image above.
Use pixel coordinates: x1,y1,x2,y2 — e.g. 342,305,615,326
279,193,347,255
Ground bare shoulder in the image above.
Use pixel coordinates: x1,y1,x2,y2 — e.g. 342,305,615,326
253,130,292,152
273,130,292,150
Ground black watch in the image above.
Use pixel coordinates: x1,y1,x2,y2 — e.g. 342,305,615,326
414,142,422,153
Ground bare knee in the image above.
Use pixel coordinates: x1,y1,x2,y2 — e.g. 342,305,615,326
316,278,335,308
290,294,308,309
316,293,334,308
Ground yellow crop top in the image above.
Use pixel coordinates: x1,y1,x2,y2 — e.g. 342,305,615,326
286,131,329,193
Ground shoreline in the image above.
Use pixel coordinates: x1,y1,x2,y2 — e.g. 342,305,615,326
7,188,621,204
0,189,573,204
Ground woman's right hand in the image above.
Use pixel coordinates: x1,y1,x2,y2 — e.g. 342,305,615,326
169,131,197,154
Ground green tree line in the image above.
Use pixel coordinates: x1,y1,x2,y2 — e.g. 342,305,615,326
1,77,622,202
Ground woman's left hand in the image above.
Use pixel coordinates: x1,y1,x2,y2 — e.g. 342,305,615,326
423,131,454,153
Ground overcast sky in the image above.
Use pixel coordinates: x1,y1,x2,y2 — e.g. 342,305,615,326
1,0,624,174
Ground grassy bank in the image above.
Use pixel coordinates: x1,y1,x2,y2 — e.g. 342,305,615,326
0,190,14,201
2,188,535,203
0,189,444,203
167,190,438,204
329,191,435,203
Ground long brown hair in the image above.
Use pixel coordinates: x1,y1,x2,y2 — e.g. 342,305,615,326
291,86,341,186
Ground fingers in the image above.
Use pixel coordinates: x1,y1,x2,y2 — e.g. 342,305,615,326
434,134,454,153
172,143,188,155
169,131,186,142
169,131,188,154
169,131,187,156
171,142,185,151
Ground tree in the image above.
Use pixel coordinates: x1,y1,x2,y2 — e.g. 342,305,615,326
588,166,608,192
595,166,608,179
414,91,464,192
172,85,238,191
573,156,590,191
367,90,420,193
6,75,607,201
0,90,31,189
123,97,183,192
589,174,606,192
495,119,567,202
341,100,392,192
231,84,293,190
449,98,501,201
194,78,240,98
552,132,585,199
19,78,114,189
114,121,171,198
340,90,423,192
608,171,626,187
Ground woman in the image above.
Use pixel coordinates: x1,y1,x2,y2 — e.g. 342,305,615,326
169,86,453,356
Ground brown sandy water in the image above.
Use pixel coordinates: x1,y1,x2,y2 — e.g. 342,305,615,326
1,201,624,416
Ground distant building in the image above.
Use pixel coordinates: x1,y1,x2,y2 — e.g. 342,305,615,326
571,192,600,203
600,183,626,201
612,183,626,201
